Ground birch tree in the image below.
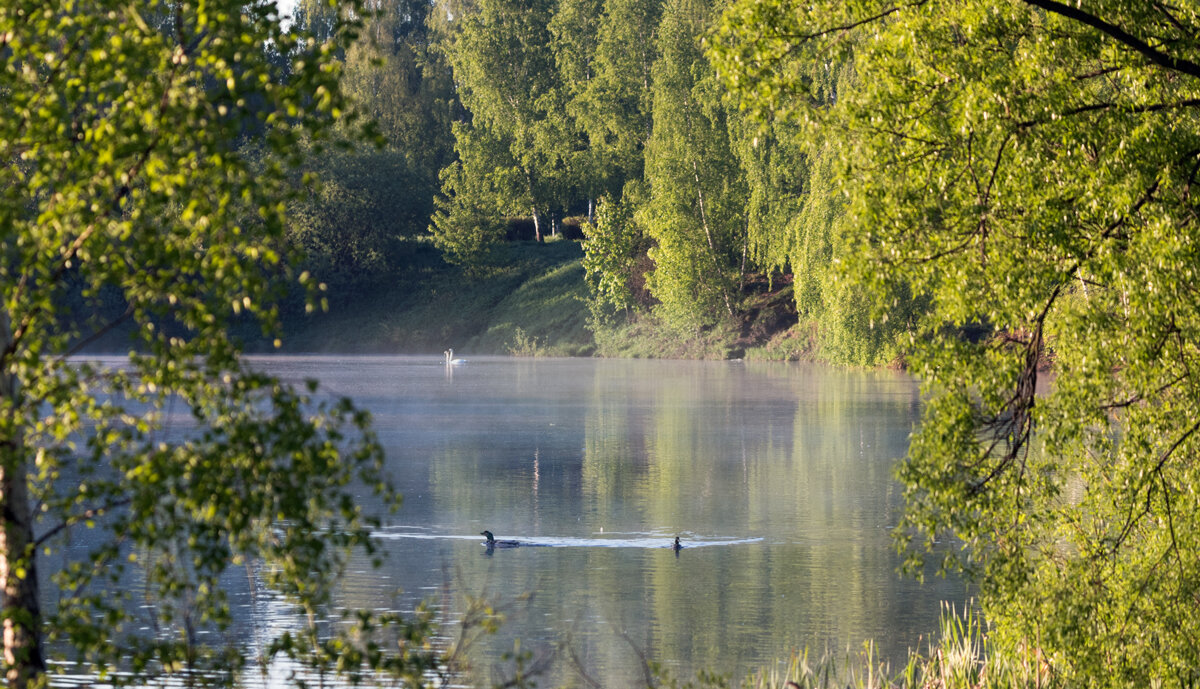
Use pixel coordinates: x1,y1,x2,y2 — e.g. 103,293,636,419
0,1,430,686
642,0,746,328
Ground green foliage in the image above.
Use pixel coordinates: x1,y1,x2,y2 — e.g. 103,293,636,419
435,0,577,249
727,110,807,282
728,57,907,366
429,122,514,267
284,239,594,356
289,149,438,287
787,138,839,324
506,327,547,357
581,189,647,324
436,0,665,270
556,0,664,200
715,0,1200,683
430,0,579,265
768,63,912,367
641,0,747,329
546,0,607,201
433,0,902,345
340,0,457,175
0,1,434,685
289,0,454,287
292,0,341,45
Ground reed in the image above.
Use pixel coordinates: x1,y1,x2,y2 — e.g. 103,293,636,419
742,603,1054,689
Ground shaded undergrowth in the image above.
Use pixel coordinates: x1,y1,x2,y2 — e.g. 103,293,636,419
276,237,594,356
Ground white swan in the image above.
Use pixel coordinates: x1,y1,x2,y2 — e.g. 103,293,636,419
444,348,466,365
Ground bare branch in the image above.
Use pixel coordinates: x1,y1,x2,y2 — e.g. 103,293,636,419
1152,418,1200,477
1016,98,1200,129
35,497,133,547
1113,417,1200,550
1159,472,1185,582
1072,65,1123,81
58,306,136,361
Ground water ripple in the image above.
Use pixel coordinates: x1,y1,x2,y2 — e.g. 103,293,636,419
372,529,762,549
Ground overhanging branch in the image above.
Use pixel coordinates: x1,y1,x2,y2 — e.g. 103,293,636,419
773,1,928,42
35,497,133,547
1022,0,1200,80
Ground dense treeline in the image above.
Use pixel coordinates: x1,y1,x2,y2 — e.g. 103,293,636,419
284,0,901,363
282,0,457,298
434,0,907,362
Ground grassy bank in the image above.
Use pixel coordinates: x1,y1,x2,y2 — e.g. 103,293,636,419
278,237,595,356
81,235,814,360
279,237,814,360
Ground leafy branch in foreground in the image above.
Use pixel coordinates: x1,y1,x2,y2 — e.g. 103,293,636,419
714,0,1200,685
0,1,434,686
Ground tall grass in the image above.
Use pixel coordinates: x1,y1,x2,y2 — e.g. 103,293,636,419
742,604,1053,689
506,327,547,357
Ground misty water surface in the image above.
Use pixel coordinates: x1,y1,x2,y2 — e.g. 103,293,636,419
249,355,966,686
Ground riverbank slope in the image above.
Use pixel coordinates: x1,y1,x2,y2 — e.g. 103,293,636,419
277,238,811,360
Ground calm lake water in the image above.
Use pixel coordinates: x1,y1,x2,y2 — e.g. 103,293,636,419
251,355,965,686
50,355,964,687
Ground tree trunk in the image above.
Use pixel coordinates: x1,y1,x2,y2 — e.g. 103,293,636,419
0,311,44,689
532,208,543,242
691,160,735,317
738,217,750,293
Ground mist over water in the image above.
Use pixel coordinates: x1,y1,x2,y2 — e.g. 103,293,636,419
256,355,964,685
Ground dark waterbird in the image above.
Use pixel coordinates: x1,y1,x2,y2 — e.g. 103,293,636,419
481,530,521,548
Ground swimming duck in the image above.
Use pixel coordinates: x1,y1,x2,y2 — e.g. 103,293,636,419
673,536,683,551
481,530,521,548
